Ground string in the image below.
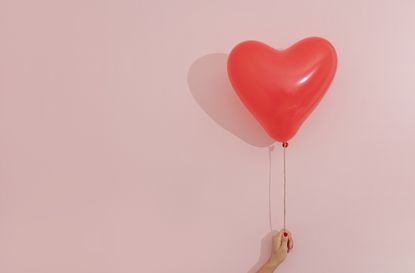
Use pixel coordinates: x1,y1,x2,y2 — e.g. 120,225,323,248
283,144,287,231
268,142,288,232
268,145,274,231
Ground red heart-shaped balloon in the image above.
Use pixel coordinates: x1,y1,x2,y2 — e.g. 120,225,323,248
227,37,337,143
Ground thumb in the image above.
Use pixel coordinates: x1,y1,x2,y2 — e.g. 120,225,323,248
281,230,289,248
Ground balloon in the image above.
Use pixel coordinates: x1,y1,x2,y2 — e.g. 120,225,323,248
227,37,337,144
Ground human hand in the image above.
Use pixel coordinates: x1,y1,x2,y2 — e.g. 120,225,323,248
269,229,294,267
256,229,294,273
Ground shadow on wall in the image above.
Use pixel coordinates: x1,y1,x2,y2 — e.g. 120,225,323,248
187,54,278,272
187,53,274,147
247,231,277,273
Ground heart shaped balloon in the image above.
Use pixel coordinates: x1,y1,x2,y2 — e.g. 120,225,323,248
227,37,337,144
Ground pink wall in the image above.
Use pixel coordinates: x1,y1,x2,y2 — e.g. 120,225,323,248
1,0,414,272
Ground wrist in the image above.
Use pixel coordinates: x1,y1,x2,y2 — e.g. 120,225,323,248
264,257,280,270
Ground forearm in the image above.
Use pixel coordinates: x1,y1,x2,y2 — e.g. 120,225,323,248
256,258,280,273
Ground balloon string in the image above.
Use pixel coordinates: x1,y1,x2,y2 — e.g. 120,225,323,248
268,143,288,231
283,145,287,231
268,145,274,231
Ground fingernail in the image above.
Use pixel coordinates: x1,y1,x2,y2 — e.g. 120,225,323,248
283,232,288,237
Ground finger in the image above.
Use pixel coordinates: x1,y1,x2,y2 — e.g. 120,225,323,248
279,229,288,244
281,230,289,247
280,238,289,252
287,232,293,249
272,231,283,248
288,239,294,253
283,230,293,249
288,237,294,250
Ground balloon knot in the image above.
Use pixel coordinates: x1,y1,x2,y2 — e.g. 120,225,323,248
282,142,289,148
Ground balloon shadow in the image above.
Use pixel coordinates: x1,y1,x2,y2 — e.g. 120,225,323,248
187,53,274,147
247,231,278,273
188,54,277,272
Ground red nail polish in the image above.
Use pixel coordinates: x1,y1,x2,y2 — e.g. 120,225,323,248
284,232,288,237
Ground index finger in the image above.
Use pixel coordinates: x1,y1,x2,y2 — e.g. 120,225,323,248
272,230,284,247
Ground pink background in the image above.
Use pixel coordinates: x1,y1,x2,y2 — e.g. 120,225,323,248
1,0,414,272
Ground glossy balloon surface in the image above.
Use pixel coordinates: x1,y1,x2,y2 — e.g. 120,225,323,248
227,37,337,143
